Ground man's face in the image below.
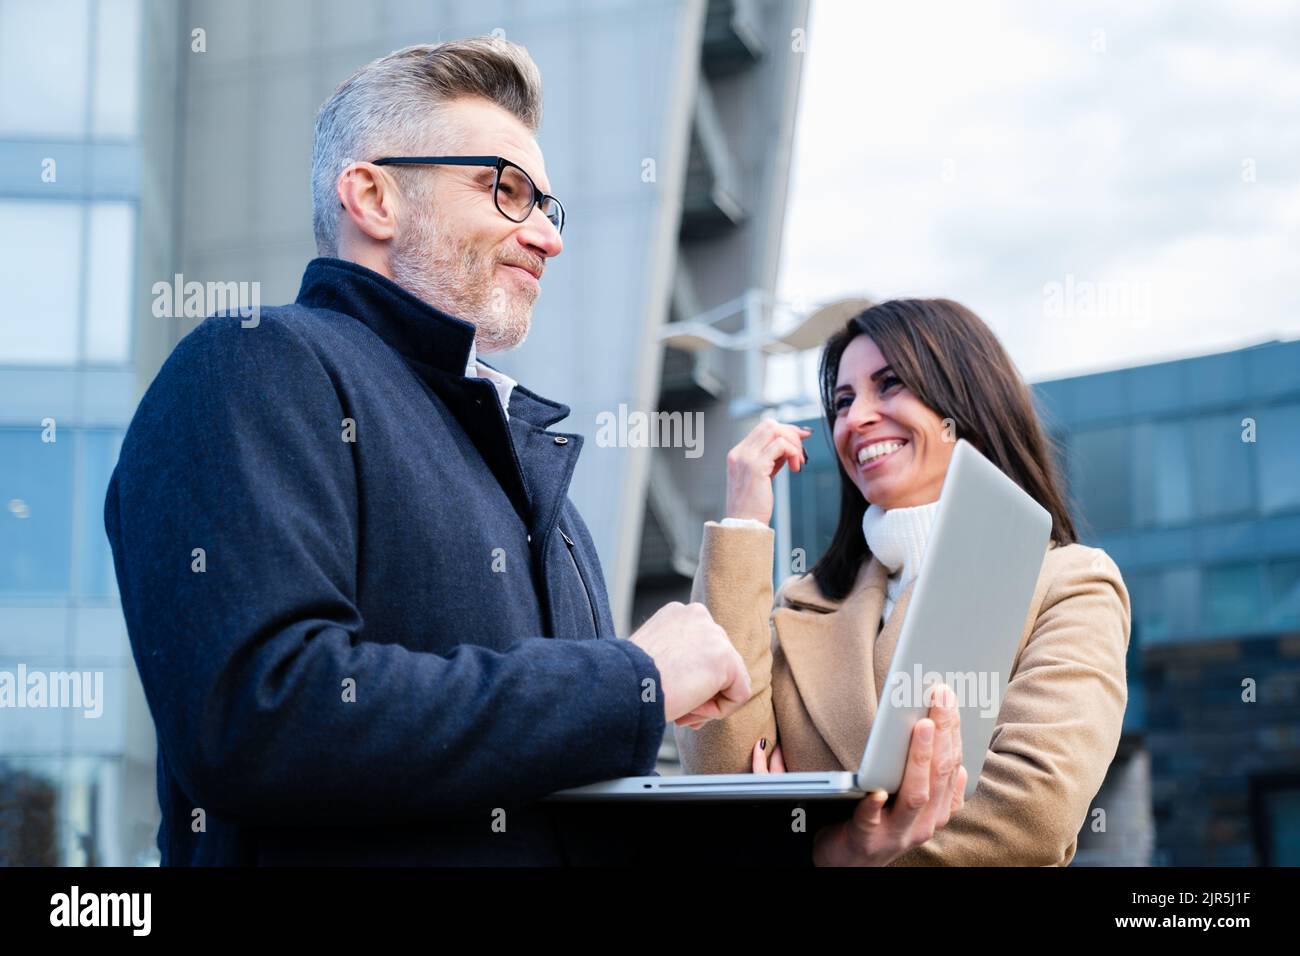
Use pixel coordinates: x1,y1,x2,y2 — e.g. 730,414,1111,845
388,96,563,354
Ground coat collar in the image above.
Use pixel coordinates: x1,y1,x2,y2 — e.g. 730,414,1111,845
774,543,1055,772
293,256,588,551
294,256,572,429
774,557,916,770
296,256,475,377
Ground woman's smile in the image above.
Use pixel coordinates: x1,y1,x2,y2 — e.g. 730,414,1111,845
855,437,909,473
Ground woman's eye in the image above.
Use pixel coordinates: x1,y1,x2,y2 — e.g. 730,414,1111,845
834,394,854,411
879,375,902,393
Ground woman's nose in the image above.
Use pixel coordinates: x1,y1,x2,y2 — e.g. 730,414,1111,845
846,394,882,428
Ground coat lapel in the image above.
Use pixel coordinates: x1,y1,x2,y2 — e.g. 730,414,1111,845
873,575,918,704
774,544,1055,773
774,558,901,771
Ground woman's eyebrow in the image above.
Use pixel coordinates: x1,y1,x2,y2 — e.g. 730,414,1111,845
835,365,893,395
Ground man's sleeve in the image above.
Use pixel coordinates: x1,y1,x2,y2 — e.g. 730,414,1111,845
104,315,665,827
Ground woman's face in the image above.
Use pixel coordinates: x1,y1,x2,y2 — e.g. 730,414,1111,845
831,334,956,510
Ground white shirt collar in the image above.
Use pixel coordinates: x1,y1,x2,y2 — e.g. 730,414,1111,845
465,341,518,421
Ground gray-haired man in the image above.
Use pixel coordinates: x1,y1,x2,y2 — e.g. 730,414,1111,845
106,37,751,866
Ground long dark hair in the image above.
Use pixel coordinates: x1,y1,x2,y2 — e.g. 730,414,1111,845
809,298,1077,601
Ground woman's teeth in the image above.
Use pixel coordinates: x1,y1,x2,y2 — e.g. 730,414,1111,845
858,440,906,464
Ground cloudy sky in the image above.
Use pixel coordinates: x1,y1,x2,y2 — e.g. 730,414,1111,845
776,0,1300,385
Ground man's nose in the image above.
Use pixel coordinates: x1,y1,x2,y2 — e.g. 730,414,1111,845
519,207,563,258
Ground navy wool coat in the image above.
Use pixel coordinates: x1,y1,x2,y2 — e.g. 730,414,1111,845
104,257,669,865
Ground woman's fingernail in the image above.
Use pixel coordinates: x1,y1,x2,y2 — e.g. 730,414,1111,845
760,737,767,750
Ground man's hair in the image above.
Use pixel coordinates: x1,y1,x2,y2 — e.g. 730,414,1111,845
310,37,543,256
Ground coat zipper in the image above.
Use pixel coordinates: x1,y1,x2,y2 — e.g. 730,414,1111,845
559,526,600,638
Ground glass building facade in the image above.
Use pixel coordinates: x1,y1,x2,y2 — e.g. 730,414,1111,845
0,0,158,866
1036,339,1300,866
1,0,808,862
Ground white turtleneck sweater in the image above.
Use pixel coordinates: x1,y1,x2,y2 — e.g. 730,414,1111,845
721,498,939,626
861,500,939,623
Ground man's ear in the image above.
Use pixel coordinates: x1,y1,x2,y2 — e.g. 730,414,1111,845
337,162,399,243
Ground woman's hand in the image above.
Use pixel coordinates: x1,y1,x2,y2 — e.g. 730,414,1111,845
725,420,813,524
751,738,786,773
812,684,967,867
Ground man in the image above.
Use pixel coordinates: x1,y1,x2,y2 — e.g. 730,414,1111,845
104,37,752,865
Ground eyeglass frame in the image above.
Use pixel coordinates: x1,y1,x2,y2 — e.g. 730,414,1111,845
370,155,566,234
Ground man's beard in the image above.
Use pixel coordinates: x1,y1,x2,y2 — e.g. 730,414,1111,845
389,204,535,355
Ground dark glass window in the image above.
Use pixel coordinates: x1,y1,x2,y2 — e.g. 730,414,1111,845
0,428,73,596
1257,783,1300,866
1133,420,1192,527
1267,559,1300,631
0,759,61,865
1069,426,1131,534
1165,566,1203,638
1127,570,1158,642
789,442,842,570
77,430,123,599
1203,562,1266,636
1255,404,1300,515
1191,413,1253,519
1138,566,1201,643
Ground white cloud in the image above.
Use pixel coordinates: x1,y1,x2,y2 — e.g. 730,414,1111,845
777,0,1300,383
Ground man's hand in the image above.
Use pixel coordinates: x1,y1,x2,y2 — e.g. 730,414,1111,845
629,602,751,726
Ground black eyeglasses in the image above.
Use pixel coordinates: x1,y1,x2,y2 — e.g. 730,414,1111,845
372,155,565,234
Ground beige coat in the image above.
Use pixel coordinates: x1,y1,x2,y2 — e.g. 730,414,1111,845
674,521,1131,866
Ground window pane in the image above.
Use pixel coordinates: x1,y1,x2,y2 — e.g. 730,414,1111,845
90,0,141,139
0,428,74,596
0,201,82,364
61,756,121,865
1123,569,1149,729
0,759,62,865
1133,420,1192,526
1166,567,1202,638
1069,427,1131,534
85,203,134,363
1268,560,1300,631
1203,562,1264,635
77,429,122,598
1142,566,1201,643
1256,404,1300,515
1262,787,1300,866
1191,413,1254,519
1126,570,1153,638
0,0,89,137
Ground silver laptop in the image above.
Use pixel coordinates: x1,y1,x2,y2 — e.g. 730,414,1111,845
543,438,1052,803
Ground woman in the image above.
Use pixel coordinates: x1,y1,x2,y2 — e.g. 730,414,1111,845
674,298,1131,866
